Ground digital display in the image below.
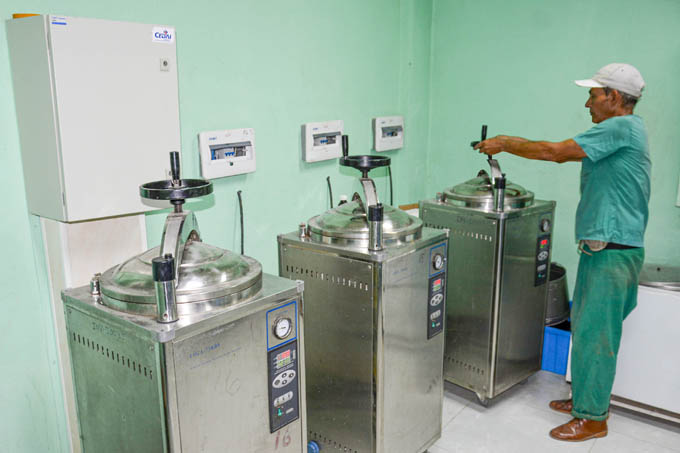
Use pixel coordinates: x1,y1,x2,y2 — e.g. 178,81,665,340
275,349,292,370
432,279,442,292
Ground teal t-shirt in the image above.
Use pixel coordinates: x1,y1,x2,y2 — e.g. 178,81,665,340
573,115,651,247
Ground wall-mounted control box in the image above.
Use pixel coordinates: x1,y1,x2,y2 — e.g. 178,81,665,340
198,128,256,179
373,116,404,152
6,15,180,221
301,120,344,162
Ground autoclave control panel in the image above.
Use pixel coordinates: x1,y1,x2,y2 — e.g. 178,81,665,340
428,243,447,339
534,217,552,286
267,301,300,432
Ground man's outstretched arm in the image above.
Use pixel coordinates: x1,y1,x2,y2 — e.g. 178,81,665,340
473,136,586,163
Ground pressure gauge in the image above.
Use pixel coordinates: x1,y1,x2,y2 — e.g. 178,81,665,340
540,219,551,233
274,317,292,340
433,254,444,271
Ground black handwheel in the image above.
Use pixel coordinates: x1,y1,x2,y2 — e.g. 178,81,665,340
140,152,213,206
339,155,391,178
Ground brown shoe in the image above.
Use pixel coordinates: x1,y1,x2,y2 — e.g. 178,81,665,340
549,398,573,414
549,418,608,442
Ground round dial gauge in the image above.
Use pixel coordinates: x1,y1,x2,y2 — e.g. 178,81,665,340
433,254,444,270
274,317,292,339
540,219,551,233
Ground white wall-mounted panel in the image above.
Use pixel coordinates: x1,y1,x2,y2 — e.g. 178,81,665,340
373,115,404,152
301,120,344,162
198,128,256,179
7,15,181,222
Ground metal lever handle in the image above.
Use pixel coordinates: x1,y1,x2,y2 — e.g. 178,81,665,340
170,151,181,182
153,253,178,323
470,124,488,148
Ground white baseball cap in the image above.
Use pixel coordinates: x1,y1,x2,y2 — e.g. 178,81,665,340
575,63,645,98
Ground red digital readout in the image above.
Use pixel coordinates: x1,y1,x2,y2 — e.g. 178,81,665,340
433,279,442,291
280,350,290,360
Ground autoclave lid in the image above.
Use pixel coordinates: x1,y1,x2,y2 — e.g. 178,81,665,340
99,240,263,315
443,170,534,210
307,198,422,246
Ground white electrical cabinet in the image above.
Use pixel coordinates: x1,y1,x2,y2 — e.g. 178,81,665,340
301,120,344,162
6,15,181,222
373,115,404,152
198,128,256,179
611,284,680,417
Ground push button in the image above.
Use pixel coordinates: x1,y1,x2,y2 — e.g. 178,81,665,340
430,293,444,306
273,370,297,389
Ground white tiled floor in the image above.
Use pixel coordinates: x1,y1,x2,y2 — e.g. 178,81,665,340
429,371,680,453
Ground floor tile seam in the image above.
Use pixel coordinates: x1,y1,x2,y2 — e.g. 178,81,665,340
607,427,680,452
587,439,597,452
441,401,473,429
430,444,455,453
607,415,680,447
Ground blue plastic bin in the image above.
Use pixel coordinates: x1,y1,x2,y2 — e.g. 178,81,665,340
541,321,570,375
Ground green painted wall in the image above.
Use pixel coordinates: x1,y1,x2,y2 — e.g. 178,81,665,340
144,0,435,269
0,1,432,451
428,0,680,291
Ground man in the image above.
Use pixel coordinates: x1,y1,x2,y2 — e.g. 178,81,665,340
474,63,651,442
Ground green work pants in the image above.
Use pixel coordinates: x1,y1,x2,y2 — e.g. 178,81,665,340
570,245,644,421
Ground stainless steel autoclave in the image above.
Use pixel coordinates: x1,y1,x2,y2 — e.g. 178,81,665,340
420,154,555,405
279,147,448,453
62,153,307,452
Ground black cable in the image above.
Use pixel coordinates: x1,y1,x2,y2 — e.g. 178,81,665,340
326,176,334,208
388,166,393,206
237,190,244,255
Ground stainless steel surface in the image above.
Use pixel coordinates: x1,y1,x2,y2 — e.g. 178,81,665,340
369,217,383,251
488,215,505,398
493,183,505,212
487,158,503,182
380,246,445,453
279,225,447,453
443,171,534,211
99,201,263,317
546,263,570,326
159,210,198,282
360,177,379,208
307,200,422,248
63,274,307,452
639,263,680,291
89,273,101,296
421,194,555,402
99,241,263,315
155,280,178,323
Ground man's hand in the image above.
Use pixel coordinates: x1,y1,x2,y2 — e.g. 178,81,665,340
473,136,509,156
472,136,583,163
